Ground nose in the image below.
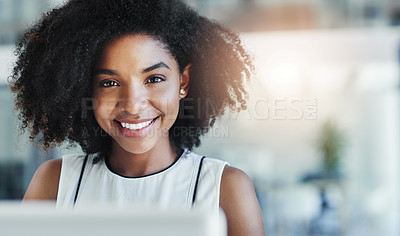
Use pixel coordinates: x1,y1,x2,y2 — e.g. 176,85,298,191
117,83,148,116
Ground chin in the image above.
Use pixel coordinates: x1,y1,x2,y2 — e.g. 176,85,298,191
109,123,172,155
116,140,156,155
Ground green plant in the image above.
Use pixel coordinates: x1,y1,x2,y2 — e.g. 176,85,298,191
318,121,345,172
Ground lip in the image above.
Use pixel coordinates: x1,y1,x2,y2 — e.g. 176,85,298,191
116,118,155,124
114,116,159,138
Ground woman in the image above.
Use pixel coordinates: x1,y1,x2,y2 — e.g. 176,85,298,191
11,0,265,235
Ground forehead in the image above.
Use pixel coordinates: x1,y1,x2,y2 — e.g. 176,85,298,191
98,34,177,70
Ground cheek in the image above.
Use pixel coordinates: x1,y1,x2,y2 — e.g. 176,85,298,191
144,84,179,130
93,95,117,121
155,88,180,120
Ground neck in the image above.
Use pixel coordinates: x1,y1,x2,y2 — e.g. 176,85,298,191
107,138,179,178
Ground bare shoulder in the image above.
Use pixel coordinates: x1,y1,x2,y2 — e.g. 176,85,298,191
220,166,258,206
23,158,62,201
220,166,252,189
220,166,265,236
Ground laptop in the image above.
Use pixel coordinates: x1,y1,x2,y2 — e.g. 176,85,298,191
0,202,227,236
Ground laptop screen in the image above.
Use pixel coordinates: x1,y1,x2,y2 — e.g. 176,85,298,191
0,202,227,236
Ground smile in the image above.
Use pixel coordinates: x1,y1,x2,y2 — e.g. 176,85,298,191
115,116,159,132
121,120,153,130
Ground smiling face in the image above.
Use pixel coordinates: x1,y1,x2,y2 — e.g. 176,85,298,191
92,34,189,155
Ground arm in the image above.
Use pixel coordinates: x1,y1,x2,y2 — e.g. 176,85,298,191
220,166,265,236
23,158,62,201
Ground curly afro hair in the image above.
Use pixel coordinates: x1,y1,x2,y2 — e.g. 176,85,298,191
10,0,254,157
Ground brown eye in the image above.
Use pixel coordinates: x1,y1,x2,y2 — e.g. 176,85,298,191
99,80,119,87
146,76,165,84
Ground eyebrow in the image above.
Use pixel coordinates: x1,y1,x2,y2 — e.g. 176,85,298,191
143,62,170,73
94,62,170,77
94,69,120,76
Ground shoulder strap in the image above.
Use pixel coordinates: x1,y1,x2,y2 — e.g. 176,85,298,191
192,156,206,206
73,154,88,205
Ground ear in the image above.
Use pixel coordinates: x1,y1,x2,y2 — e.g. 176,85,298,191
179,64,190,99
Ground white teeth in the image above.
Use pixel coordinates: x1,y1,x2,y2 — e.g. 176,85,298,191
120,119,153,131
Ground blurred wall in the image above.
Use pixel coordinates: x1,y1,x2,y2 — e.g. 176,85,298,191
195,27,400,235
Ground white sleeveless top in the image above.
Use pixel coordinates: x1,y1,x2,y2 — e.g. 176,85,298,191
56,150,228,213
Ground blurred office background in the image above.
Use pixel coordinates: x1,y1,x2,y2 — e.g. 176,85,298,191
1,0,400,235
